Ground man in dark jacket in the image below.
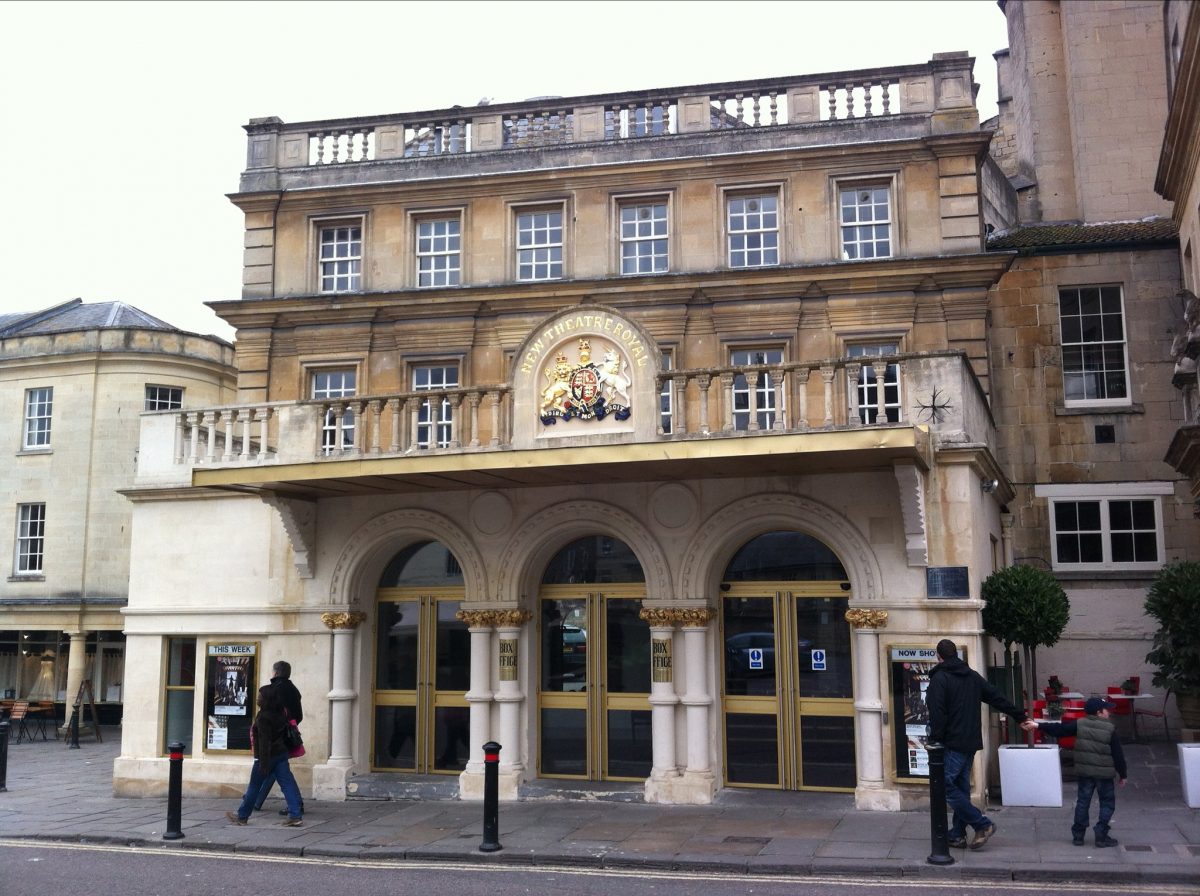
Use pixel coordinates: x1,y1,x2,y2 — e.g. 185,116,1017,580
255,661,304,815
926,638,1028,850
1025,696,1127,847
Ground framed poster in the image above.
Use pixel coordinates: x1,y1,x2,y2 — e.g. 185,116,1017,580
204,642,258,752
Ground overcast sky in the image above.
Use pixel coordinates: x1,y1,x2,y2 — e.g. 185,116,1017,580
0,0,1009,343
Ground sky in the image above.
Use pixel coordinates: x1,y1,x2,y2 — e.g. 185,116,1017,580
0,0,1009,343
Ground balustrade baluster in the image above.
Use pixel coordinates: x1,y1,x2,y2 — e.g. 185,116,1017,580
330,402,345,454
895,360,906,422
240,409,253,461
448,394,462,449
772,368,785,431
795,368,811,431
696,374,712,435
846,83,857,119
625,103,637,136
847,362,863,427
468,392,482,448
875,364,888,423
407,397,421,454
751,93,761,127
204,411,218,463
747,370,761,431
672,376,688,435
768,91,779,125
826,86,838,121
489,391,502,447
174,413,185,464
863,81,873,117
721,372,736,432
882,80,892,115
257,408,270,461
388,398,401,453
188,413,201,463
820,366,836,428
313,132,325,164
221,409,237,461
369,400,383,454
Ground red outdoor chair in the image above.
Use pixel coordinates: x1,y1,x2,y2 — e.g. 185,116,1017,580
1133,690,1172,742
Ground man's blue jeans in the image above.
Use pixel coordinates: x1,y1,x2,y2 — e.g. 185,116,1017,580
234,752,302,821
1072,776,1116,838
944,748,990,839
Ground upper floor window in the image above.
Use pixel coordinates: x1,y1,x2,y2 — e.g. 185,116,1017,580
15,503,45,574
619,200,668,274
416,216,461,287
1059,285,1129,406
727,193,779,268
23,387,52,449
659,350,674,434
840,185,892,260
319,222,362,293
731,349,783,431
1036,483,1170,572
311,368,357,453
145,385,183,411
413,365,459,449
847,343,900,424
516,209,563,281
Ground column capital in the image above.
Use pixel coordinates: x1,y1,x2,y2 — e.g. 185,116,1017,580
639,606,716,628
845,608,889,629
456,609,533,628
322,611,367,630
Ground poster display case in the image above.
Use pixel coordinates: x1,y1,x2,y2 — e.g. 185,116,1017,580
203,642,258,752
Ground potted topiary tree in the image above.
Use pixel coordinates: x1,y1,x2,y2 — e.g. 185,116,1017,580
1144,561,1200,730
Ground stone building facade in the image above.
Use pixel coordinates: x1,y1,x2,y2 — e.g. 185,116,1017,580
1,300,235,723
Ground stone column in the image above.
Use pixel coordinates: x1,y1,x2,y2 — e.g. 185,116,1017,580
845,608,896,810
1000,513,1015,567
312,611,365,801
679,607,718,803
62,631,87,730
457,611,495,778
639,608,680,801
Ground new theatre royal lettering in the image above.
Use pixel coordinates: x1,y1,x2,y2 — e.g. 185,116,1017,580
651,637,672,683
498,638,517,681
520,314,651,376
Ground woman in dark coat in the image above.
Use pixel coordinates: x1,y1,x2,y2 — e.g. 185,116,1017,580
226,685,304,826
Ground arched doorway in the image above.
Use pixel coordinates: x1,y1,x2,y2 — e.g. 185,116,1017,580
370,541,470,774
720,531,856,791
537,535,651,781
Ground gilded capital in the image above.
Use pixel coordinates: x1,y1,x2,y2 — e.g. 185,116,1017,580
639,606,717,628
456,609,533,628
322,611,367,630
844,608,888,629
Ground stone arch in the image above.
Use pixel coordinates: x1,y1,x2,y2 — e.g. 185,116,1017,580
679,493,881,601
327,508,488,610
495,500,673,605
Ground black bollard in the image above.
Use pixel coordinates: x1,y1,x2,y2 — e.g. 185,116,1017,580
479,741,502,852
0,719,9,792
926,741,955,866
67,705,80,750
163,741,185,840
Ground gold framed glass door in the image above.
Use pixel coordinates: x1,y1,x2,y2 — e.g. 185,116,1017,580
537,586,651,780
721,583,856,791
372,587,470,773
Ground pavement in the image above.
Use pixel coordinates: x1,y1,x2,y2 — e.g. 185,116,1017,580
0,727,1197,886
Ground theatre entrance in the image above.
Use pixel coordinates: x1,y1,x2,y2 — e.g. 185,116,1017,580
537,536,652,781
720,532,857,791
370,541,470,774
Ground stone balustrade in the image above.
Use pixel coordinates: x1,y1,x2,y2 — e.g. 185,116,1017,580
244,54,977,175
146,352,989,480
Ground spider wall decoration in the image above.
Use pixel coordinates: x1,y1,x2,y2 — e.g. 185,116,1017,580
914,388,953,423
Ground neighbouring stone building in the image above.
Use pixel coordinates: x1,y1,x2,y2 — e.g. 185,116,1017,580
985,0,1199,720
1,300,235,725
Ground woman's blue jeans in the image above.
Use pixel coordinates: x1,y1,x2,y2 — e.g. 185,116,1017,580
944,748,990,838
235,752,302,820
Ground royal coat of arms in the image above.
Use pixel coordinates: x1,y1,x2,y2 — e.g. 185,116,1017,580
540,338,632,424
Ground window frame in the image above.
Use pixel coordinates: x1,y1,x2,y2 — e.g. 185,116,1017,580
512,201,567,282
845,341,902,424
724,187,781,269
22,386,53,450
659,348,675,434
1035,482,1172,573
616,195,670,276
162,637,197,756
729,347,785,431
412,362,461,449
314,215,365,294
145,385,184,412
308,365,359,454
1058,284,1131,409
15,502,46,575
835,175,896,261
412,209,464,288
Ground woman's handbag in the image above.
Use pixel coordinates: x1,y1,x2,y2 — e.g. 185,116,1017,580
284,719,304,757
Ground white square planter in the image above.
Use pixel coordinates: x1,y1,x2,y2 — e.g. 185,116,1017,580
998,744,1062,807
1179,743,1200,808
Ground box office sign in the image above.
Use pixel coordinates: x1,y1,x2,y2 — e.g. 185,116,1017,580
651,638,672,683
205,642,258,752
499,638,518,681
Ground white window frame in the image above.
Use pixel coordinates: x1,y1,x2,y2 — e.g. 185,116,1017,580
838,180,893,260
846,342,901,424
15,502,45,574
618,198,669,275
317,218,364,293
1058,285,1131,408
659,348,675,434
415,213,462,288
515,205,565,281
726,190,780,268
145,385,183,411
310,367,358,454
1035,482,1172,572
23,387,53,450
730,348,784,431
413,363,459,449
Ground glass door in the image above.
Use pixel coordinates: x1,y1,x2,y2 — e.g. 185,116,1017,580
372,589,470,773
721,584,855,790
538,586,652,780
